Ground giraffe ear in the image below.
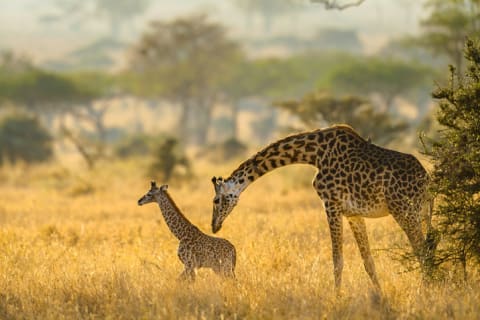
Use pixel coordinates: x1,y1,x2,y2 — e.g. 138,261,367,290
212,176,220,193
160,184,168,191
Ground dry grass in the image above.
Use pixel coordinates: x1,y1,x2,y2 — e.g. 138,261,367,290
0,159,479,319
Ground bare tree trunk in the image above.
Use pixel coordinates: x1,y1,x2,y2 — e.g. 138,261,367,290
60,125,96,170
194,99,215,146
87,103,107,154
61,101,109,169
76,102,108,158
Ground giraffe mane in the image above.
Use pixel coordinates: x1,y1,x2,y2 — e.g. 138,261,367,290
228,124,365,178
162,189,192,222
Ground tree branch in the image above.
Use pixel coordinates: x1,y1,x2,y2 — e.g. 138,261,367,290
60,124,96,169
310,0,366,10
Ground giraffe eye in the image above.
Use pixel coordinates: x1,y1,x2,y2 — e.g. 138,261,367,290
214,198,220,204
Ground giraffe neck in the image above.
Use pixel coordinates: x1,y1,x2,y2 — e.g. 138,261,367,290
155,191,200,241
226,128,340,193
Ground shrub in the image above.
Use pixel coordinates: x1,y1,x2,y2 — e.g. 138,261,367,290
114,134,155,159
148,137,190,182
0,113,53,165
428,39,480,281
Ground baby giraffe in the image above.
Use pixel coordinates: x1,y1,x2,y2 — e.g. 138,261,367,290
138,181,236,281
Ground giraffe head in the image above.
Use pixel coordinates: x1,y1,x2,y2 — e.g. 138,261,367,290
138,181,168,205
211,176,240,233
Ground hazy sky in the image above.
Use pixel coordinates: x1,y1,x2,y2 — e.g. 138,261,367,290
0,0,425,63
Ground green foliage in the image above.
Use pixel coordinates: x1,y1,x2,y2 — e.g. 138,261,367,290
114,134,155,159
0,113,53,165
203,138,248,161
0,58,103,114
0,69,75,110
410,0,480,72
148,137,190,182
64,71,115,98
276,90,408,145
223,52,357,101
129,14,242,144
428,38,480,280
224,57,310,100
129,14,241,100
220,138,248,160
326,57,432,110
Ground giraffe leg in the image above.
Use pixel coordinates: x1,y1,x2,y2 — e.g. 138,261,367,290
325,202,344,291
179,267,195,281
223,259,236,279
347,216,381,290
220,264,236,279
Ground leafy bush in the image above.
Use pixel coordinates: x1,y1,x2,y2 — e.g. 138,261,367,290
148,137,190,182
0,113,53,165
220,138,247,160
114,134,155,159
276,91,408,146
428,39,480,280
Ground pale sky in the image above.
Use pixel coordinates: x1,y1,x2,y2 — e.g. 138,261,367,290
0,0,425,64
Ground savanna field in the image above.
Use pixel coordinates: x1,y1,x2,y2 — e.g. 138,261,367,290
0,156,479,320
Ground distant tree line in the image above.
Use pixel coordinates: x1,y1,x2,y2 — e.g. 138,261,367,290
4,2,469,174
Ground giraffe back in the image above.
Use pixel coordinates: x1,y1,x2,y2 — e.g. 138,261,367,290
313,127,429,219
178,233,236,277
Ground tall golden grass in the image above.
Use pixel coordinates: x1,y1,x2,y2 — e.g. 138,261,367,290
0,158,479,319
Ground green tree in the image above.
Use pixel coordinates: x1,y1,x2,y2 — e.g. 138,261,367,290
327,57,432,113
114,133,155,159
0,52,116,169
58,71,116,169
129,14,242,145
148,137,190,182
0,114,53,165
0,65,111,167
0,65,80,115
0,54,97,139
276,90,408,145
221,57,305,139
221,52,356,140
428,39,480,281
410,0,480,74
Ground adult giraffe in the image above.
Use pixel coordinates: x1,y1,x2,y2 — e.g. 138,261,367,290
211,125,431,290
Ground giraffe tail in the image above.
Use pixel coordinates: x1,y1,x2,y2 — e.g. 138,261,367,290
424,197,439,274
426,197,434,234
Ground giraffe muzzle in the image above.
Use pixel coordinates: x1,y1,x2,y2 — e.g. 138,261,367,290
212,218,222,233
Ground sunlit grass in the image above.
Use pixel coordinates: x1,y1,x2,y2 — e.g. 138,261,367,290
0,159,479,319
